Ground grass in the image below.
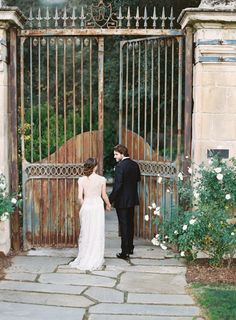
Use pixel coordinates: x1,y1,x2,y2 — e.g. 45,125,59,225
191,283,236,320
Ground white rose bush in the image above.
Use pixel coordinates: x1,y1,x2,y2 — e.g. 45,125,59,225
147,157,236,267
0,172,19,222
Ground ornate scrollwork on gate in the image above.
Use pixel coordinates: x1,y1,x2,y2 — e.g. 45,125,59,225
24,163,84,179
86,1,117,29
136,160,176,177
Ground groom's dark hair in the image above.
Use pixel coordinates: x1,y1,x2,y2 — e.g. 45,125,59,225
114,144,129,157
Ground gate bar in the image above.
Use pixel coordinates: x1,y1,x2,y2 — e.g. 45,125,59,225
98,37,104,173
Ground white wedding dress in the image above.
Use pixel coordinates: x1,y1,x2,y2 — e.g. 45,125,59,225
69,173,106,271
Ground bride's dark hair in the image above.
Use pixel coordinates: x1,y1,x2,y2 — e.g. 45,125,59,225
83,158,98,177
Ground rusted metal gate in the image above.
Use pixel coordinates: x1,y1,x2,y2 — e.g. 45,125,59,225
119,36,184,238
14,1,191,248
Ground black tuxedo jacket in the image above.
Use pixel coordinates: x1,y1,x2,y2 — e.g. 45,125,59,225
109,158,141,209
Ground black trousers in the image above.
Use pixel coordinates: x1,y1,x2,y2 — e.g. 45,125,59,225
116,207,134,255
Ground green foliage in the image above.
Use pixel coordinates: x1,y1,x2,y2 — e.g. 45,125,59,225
152,157,236,267
191,284,236,320
0,172,19,221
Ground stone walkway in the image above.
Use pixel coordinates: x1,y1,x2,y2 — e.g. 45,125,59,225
0,211,202,320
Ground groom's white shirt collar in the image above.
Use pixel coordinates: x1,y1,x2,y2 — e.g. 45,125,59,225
122,156,130,161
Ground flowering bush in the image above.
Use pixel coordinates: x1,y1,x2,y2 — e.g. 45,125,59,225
149,157,236,267
0,171,18,222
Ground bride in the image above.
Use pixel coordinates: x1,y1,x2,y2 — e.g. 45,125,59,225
69,158,111,271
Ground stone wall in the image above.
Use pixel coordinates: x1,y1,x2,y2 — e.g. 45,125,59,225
179,9,236,164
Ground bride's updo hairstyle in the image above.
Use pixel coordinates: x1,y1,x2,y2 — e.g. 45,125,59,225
83,158,98,177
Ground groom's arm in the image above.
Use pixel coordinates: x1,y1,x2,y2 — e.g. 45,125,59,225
109,164,123,204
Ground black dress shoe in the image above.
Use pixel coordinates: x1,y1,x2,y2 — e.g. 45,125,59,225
116,253,129,260
129,249,134,255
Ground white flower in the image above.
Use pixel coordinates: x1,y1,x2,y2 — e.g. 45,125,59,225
225,194,231,200
11,198,17,204
188,167,192,174
151,238,160,246
155,234,160,239
157,176,162,184
214,167,222,173
148,206,152,210
193,192,199,200
189,219,196,225
174,230,178,235
180,251,185,257
178,172,183,181
185,156,189,159
216,173,223,181
144,215,149,221
153,207,161,216
208,158,213,165
164,235,169,240
0,183,6,190
160,243,167,250
183,224,188,231
231,232,235,236
0,212,9,222
151,202,157,209
166,189,170,193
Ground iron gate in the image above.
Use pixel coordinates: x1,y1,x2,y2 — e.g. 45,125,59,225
119,36,184,238
15,1,191,248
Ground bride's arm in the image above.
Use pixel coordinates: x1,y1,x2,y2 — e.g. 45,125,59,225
101,183,111,211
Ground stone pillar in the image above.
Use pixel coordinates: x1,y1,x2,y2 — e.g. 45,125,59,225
178,7,236,165
0,6,25,255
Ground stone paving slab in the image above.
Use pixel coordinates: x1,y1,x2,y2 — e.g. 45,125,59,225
0,289,94,308
117,272,187,294
106,264,186,274
6,256,71,273
91,270,122,278
85,287,124,303
0,301,85,320
4,272,37,282
38,273,116,287
89,303,200,317
127,293,195,305
0,280,86,295
88,315,198,320
56,265,86,274
131,258,184,267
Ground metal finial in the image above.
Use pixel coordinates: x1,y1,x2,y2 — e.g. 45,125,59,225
151,7,158,29
134,7,141,29
168,7,175,29
45,7,51,28
62,7,68,27
125,7,132,29
160,7,167,30
36,8,43,28
28,7,34,29
143,7,149,29
71,7,77,28
79,6,86,29
117,6,124,28
53,7,60,28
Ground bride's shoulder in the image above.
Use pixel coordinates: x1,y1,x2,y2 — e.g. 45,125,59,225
96,174,106,182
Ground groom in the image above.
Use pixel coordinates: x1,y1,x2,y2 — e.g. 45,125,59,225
109,144,141,260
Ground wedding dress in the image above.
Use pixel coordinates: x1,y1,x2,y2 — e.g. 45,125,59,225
69,173,106,271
